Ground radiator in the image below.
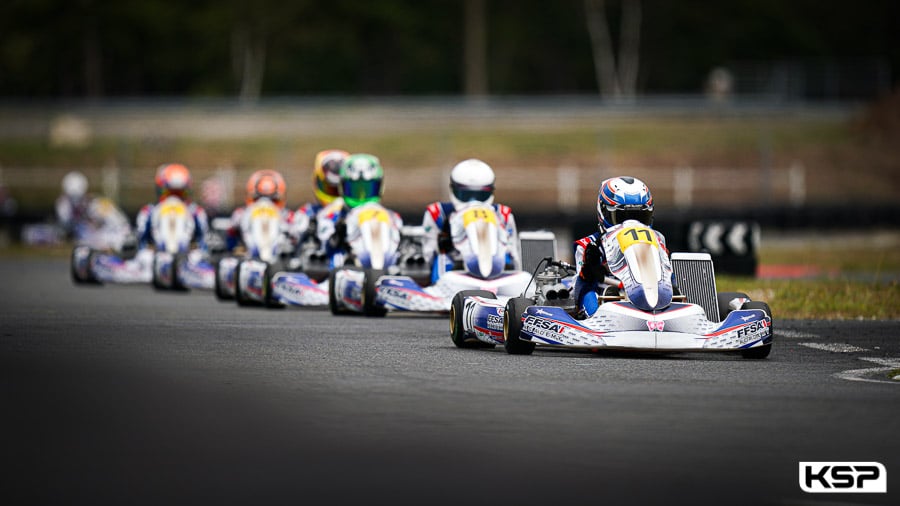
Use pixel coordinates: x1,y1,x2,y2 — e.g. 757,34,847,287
670,252,720,322
519,230,557,273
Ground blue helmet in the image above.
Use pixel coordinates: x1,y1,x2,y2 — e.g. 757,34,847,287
597,176,653,231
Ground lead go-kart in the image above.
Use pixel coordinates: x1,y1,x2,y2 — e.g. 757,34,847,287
450,219,773,359
328,202,550,317
71,195,215,291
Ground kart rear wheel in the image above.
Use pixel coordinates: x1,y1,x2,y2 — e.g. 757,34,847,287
263,261,286,309
214,257,234,300
362,269,387,317
450,290,497,348
503,297,535,355
740,300,773,359
716,291,750,322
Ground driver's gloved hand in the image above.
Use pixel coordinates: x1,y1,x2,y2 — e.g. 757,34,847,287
437,233,453,254
580,242,605,282
329,220,347,249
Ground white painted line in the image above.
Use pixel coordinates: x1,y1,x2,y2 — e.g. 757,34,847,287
779,329,820,339
799,342,869,353
834,357,900,385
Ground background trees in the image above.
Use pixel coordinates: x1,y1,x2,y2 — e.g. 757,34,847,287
0,0,895,99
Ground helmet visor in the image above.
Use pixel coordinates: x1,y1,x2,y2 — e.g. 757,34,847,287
452,183,494,204
608,206,653,226
159,188,189,201
342,178,382,207
315,175,340,197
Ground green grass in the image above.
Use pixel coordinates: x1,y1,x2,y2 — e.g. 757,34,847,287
717,276,900,320
717,234,900,320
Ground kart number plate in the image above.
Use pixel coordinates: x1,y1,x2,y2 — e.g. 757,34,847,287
358,208,390,225
461,208,497,227
616,226,659,251
250,205,279,219
160,202,188,216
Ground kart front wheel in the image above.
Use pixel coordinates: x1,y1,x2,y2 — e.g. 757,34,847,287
170,252,189,292
214,257,234,300
450,290,497,349
151,251,170,290
362,269,387,317
717,291,750,322
70,247,100,285
329,268,350,316
740,300,773,359
234,260,254,307
263,261,286,309
503,297,535,355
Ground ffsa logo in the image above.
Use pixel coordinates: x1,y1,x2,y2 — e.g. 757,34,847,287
799,462,887,493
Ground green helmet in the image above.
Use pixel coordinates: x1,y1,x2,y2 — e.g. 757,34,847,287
340,153,384,208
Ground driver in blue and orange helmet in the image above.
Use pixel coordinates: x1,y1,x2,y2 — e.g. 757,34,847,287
572,176,669,318
135,163,210,250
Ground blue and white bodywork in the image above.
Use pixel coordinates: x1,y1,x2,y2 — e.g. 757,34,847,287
72,196,214,290
331,203,542,316
217,198,295,304
452,220,773,358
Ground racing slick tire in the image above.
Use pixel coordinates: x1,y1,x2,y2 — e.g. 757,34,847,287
362,269,388,317
503,297,535,355
716,291,750,322
328,268,354,316
151,251,170,290
234,260,259,307
739,300,773,359
170,252,189,292
70,247,101,285
214,257,235,301
450,290,497,349
263,261,286,309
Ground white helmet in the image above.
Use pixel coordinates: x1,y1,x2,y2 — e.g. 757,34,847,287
62,171,88,199
449,159,495,209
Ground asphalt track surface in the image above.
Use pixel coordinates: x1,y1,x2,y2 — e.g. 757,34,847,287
2,258,898,506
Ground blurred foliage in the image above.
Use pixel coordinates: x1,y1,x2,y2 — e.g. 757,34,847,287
0,0,897,97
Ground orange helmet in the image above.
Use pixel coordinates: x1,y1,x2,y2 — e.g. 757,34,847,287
312,149,348,206
155,163,192,201
246,169,287,208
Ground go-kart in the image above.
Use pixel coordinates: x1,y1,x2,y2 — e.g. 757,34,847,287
238,201,410,310
72,196,214,290
328,202,550,317
449,219,773,359
69,197,136,284
214,197,296,306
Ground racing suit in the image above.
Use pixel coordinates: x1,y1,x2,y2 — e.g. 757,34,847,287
223,203,298,254
316,198,403,269
55,193,91,240
136,198,210,252
573,225,670,317
422,201,520,283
